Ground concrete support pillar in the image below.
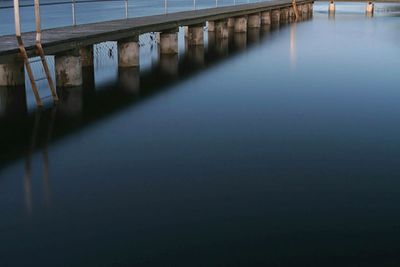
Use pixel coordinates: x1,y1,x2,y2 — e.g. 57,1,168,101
366,1,374,14
55,49,82,87
0,61,25,86
289,7,295,19
271,9,280,23
215,19,229,39
261,11,271,25
280,8,289,21
248,13,261,28
329,1,335,13
227,18,235,28
208,21,215,32
118,36,139,67
79,46,94,67
302,4,309,17
234,16,247,33
160,29,179,54
187,24,204,46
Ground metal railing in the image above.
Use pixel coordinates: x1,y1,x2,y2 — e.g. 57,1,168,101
1,0,264,28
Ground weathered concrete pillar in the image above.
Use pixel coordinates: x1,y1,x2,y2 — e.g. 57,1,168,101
208,21,215,32
187,24,204,46
0,61,25,86
234,16,247,33
261,11,271,25
215,19,229,39
55,49,82,87
271,10,280,23
118,36,139,67
227,18,235,28
160,29,179,54
248,13,261,28
366,1,374,14
280,8,288,21
79,45,94,67
329,1,335,13
302,4,309,17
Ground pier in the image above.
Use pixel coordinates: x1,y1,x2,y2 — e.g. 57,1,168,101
0,0,313,93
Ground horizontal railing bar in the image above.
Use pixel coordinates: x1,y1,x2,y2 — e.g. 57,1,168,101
0,0,125,10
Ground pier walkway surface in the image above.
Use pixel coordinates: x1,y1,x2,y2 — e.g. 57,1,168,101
0,0,310,62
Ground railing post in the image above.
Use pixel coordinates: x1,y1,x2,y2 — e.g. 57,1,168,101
72,0,76,26
215,0,218,7
193,0,196,10
124,0,128,19
164,0,168,14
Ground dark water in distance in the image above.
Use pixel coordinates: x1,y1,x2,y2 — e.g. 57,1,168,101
1,5,400,266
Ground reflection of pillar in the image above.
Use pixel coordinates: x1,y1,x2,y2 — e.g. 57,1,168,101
160,54,179,77
234,33,247,50
329,1,335,13
290,23,296,70
55,49,83,87
260,25,271,40
234,16,247,33
0,61,25,86
42,107,57,208
58,86,83,116
187,45,205,67
118,67,140,94
215,38,229,57
247,28,260,45
0,86,27,117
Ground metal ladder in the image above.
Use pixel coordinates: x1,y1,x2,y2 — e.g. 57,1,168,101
13,0,59,108
292,0,300,21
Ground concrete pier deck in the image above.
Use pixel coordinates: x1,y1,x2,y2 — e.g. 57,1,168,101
0,0,312,62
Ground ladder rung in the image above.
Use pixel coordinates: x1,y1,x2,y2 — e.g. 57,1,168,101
35,77,47,82
29,58,42,63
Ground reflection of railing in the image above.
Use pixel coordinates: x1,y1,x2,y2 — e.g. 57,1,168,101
1,0,262,28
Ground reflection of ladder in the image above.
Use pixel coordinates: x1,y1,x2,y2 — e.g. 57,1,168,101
13,0,59,107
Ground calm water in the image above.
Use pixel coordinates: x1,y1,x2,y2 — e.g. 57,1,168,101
1,3,400,266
